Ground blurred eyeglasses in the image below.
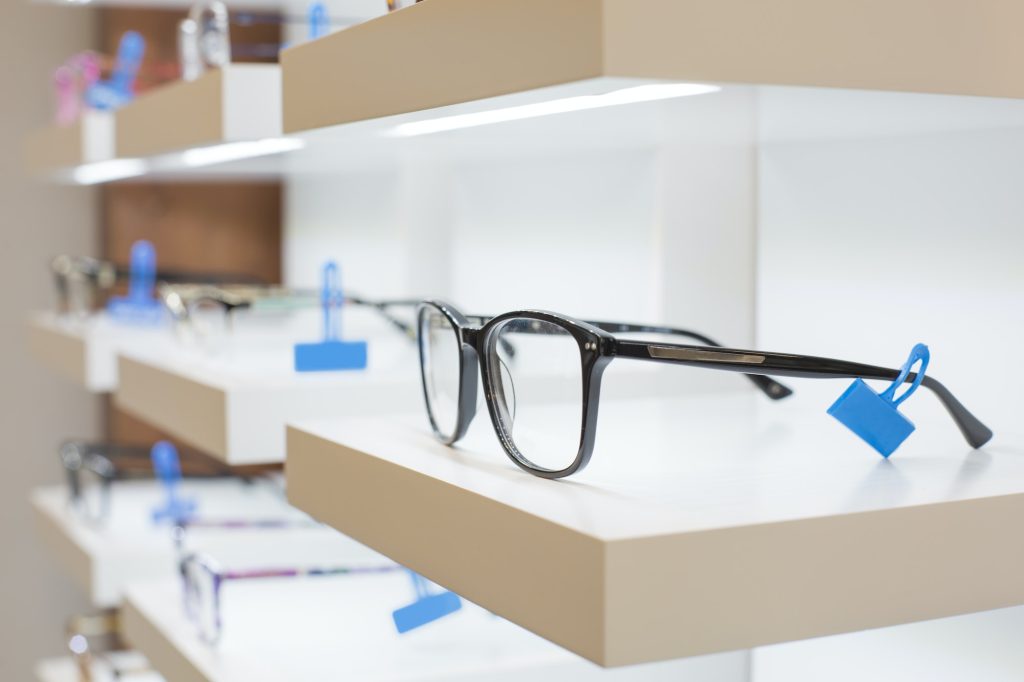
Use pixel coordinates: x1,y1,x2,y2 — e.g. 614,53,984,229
50,254,264,316
158,282,420,343
66,611,154,682
60,440,233,523
179,551,402,644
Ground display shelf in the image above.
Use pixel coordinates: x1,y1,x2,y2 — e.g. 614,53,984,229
27,312,167,393
115,64,282,162
31,479,310,608
35,652,163,682
286,391,1023,667
112,323,422,465
121,576,743,682
282,0,1024,135
24,111,114,180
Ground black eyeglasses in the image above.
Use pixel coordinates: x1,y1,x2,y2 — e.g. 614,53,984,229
158,283,420,341
416,301,992,479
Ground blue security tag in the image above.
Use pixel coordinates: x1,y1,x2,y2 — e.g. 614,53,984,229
827,344,930,457
294,261,368,372
85,31,145,111
150,441,197,523
392,571,462,634
107,240,164,324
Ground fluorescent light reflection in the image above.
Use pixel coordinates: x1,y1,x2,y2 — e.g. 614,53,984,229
390,83,721,137
181,138,306,168
70,158,147,185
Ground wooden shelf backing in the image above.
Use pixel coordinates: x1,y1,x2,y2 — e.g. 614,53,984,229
285,392,1024,666
282,0,1024,134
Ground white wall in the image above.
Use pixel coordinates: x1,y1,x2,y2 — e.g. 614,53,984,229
757,87,1024,427
0,3,100,678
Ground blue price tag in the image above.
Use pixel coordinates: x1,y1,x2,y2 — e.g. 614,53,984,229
294,261,368,372
392,571,462,633
827,344,930,457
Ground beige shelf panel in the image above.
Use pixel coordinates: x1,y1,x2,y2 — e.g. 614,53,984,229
283,0,1024,134
24,111,114,177
113,344,422,465
116,65,281,159
285,392,1024,666
27,313,167,393
122,577,742,682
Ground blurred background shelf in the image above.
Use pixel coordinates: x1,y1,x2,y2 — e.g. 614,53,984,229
286,392,1024,667
28,313,166,393
282,0,1024,137
121,576,742,682
24,112,115,182
114,64,283,170
31,479,307,608
111,317,423,464
35,652,163,682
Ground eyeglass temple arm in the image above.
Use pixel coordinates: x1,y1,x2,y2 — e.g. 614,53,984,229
465,315,792,400
587,320,793,400
346,296,421,340
615,341,993,448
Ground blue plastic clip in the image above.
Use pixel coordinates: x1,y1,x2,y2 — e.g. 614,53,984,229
85,31,145,111
308,2,328,39
106,240,164,324
392,571,462,634
150,441,197,523
294,262,368,372
827,343,930,457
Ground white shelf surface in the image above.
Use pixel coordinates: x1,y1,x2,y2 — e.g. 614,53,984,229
27,312,169,393
286,390,1024,666
122,575,744,682
35,652,163,682
112,309,423,464
31,479,314,608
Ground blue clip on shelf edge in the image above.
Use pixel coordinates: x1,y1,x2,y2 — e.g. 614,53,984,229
150,441,197,523
106,240,164,324
392,571,463,634
827,343,930,457
294,261,368,372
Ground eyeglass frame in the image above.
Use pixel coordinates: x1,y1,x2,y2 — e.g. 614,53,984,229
60,440,237,522
178,551,401,644
416,300,993,480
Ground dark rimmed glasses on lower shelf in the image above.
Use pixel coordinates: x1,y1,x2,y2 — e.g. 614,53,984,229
416,301,993,479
